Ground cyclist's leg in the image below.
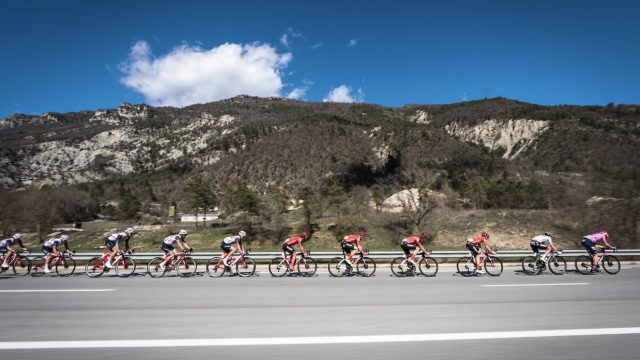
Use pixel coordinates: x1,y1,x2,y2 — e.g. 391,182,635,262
1,248,11,268
159,243,175,267
105,241,119,268
225,244,239,266
581,238,598,270
282,243,294,269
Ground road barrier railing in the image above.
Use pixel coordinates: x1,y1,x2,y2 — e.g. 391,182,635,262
26,249,640,262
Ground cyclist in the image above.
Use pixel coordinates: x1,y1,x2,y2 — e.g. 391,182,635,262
466,231,495,274
581,231,616,272
283,231,310,270
158,229,192,271
401,232,428,268
530,232,558,263
220,230,247,269
1,233,28,270
104,227,134,269
42,234,71,273
341,230,367,267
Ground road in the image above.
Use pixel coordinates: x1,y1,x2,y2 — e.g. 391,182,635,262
1,265,639,359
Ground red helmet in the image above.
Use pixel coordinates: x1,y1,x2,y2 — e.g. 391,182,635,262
359,230,367,237
417,232,426,239
481,231,490,239
300,231,310,239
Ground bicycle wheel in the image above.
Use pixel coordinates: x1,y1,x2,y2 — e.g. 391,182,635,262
390,257,408,277
521,256,540,275
30,257,46,277
236,257,256,277
419,257,438,277
115,256,136,277
297,257,317,277
269,257,289,277
575,255,592,275
602,255,621,275
548,256,567,275
11,256,31,276
328,257,348,277
85,257,106,277
456,257,474,276
206,257,227,277
356,257,376,277
55,256,76,277
147,257,167,278
176,257,197,277
484,256,503,276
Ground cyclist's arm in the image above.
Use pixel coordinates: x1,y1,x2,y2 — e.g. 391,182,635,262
417,241,427,253
52,245,60,255
63,241,71,252
124,236,130,251
298,239,305,253
16,239,27,250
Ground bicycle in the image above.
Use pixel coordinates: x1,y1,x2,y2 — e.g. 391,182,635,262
0,250,31,276
268,250,317,277
206,250,256,277
390,250,438,277
147,249,197,278
456,250,503,276
31,251,76,277
85,246,136,277
575,248,620,275
521,250,566,275
328,250,376,277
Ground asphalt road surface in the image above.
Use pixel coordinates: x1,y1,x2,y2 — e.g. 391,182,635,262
1,264,639,359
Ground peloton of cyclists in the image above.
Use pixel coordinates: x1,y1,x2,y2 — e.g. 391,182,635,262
341,229,367,268
220,230,247,271
104,227,134,269
400,232,428,268
283,231,310,271
466,231,495,274
1,233,28,270
42,234,72,273
581,231,616,272
158,229,192,271
530,232,559,263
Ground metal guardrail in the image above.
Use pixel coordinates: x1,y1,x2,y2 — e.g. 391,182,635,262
27,249,640,261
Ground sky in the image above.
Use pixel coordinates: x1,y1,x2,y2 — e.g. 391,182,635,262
1,0,639,118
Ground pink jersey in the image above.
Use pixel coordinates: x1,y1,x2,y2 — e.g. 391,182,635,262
585,232,610,245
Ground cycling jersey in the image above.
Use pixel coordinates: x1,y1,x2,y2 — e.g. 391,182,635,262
584,232,610,246
342,235,361,244
108,232,128,243
531,235,553,245
0,237,14,248
284,236,303,247
43,237,64,248
163,235,182,245
402,236,422,245
222,236,241,245
468,235,486,245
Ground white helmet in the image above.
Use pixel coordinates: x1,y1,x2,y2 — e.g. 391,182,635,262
125,227,135,235
238,230,247,238
179,229,188,236
12,233,23,241
60,235,70,242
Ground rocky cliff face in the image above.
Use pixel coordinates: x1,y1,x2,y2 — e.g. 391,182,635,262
444,119,549,159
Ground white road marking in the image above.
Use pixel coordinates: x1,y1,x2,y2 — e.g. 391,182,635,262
0,289,116,293
482,283,589,287
1,327,638,349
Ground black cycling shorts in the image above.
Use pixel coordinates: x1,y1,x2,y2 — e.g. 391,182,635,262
401,243,416,255
161,243,174,253
220,242,232,253
466,242,480,256
530,240,547,253
341,241,355,253
105,239,117,251
282,243,294,255
581,238,597,255
41,245,54,255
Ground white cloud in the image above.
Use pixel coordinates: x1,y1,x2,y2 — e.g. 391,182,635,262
120,41,293,107
286,87,306,100
280,27,303,49
280,34,290,48
348,39,358,47
323,85,364,103
310,42,324,50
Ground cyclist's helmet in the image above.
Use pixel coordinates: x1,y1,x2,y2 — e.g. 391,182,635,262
238,230,247,238
12,233,23,241
418,232,426,240
300,231,310,239
602,231,609,240
481,231,490,239
125,227,135,235
179,229,188,236
60,235,70,242
359,230,367,237
544,232,553,238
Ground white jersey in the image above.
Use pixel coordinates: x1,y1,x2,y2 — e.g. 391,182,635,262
43,237,64,247
222,235,241,245
0,238,14,247
532,235,553,245
163,234,182,245
108,232,127,242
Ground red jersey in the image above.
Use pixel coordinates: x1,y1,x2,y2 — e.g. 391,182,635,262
343,234,361,244
284,236,303,246
402,236,422,245
469,235,486,245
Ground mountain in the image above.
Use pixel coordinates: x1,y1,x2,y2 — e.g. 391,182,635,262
1,96,638,246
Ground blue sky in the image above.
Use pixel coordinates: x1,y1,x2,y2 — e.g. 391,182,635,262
1,0,639,118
